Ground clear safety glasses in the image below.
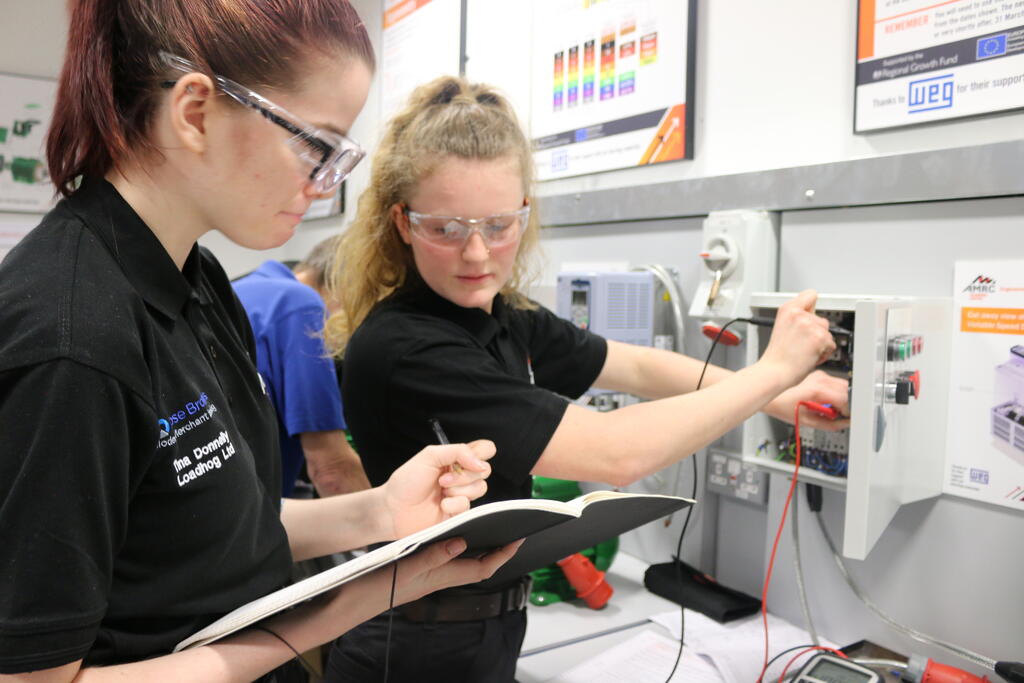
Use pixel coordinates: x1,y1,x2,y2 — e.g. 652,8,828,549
160,52,365,194
404,205,531,248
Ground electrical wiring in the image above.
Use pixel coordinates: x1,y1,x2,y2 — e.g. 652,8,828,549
661,317,742,683
763,645,906,681
633,264,687,360
756,401,821,683
763,643,822,671
790,487,819,648
383,561,398,683
813,509,998,671
634,264,689,505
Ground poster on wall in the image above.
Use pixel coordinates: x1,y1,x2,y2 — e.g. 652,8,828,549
944,261,1024,511
530,0,696,181
0,73,57,213
381,0,462,123
854,0,1024,133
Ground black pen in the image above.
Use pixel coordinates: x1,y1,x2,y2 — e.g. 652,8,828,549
429,418,463,474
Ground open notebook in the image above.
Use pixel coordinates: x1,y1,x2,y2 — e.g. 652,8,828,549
175,490,693,651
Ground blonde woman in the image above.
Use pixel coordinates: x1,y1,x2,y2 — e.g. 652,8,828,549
325,76,848,682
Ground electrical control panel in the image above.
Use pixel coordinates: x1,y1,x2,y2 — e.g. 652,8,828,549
741,293,953,560
556,269,680,401
556,270,679,349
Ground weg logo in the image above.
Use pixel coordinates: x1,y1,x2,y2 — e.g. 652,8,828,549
908,73,953,114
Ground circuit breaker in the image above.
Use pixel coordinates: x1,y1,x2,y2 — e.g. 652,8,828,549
739,293,953,560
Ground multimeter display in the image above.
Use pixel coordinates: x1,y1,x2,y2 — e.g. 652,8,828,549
809,659,872,682
795,654,881,683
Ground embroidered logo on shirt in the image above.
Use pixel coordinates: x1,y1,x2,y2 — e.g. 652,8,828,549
157,391,217,449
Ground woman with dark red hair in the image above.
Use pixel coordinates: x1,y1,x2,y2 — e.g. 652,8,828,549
0,1,517,680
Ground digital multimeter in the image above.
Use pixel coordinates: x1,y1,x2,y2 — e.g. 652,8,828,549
792,653,882,683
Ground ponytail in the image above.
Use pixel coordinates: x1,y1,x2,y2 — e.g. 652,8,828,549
47,0,126,196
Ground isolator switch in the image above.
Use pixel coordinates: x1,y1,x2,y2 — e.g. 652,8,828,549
900,370,920,399
895,380,912,405
887,371,919,405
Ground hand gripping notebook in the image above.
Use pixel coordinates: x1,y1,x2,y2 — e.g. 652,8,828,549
175,490,693,651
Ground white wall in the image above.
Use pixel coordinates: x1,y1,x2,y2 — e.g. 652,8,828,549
1,1,66,78
466,0,1024,200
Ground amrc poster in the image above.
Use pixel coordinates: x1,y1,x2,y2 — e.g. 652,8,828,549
855,0,1024,132
531,0,695,181
945,261,1024,510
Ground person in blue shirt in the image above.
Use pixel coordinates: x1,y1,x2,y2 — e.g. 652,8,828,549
234,237,370,497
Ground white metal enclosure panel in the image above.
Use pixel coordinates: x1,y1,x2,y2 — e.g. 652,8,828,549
844,297,952,559
743,293,952,559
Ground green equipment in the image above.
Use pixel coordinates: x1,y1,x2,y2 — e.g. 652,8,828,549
528,477,618,606
11,157,45,184
12,119,40,137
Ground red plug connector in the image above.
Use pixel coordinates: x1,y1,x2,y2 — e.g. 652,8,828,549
801,401,839,420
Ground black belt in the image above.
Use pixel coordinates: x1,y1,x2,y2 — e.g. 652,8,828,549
397,577,532,623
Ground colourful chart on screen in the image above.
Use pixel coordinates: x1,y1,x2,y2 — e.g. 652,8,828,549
855,0,1024,132
531,0,695,181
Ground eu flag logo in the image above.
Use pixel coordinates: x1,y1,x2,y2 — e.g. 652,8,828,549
976,34,1007,60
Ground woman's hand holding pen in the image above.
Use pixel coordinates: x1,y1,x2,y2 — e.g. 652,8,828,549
381,439,496,540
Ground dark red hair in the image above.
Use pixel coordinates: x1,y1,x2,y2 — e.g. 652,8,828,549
47,0,375,197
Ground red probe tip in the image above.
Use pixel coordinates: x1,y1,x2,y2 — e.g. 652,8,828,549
802,402,839,419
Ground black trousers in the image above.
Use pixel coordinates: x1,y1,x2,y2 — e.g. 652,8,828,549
325,608,527,683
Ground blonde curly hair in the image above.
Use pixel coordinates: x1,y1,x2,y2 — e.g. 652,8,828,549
324,75,540,356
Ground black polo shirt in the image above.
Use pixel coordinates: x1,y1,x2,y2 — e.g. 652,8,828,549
0,179,292,673
342,285,608,505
